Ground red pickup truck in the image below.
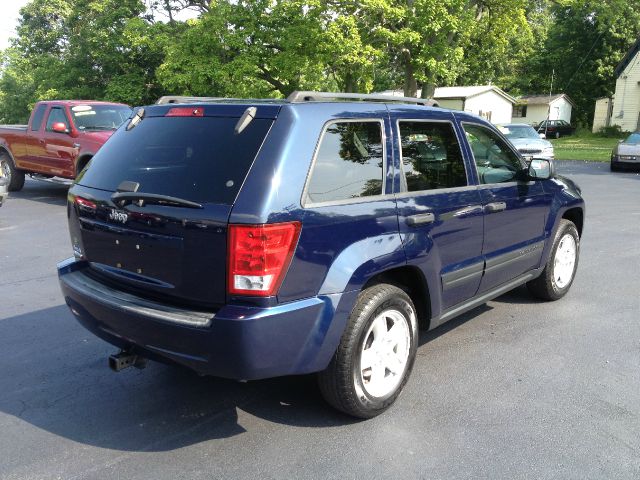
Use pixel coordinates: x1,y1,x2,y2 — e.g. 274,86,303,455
0,100,131,191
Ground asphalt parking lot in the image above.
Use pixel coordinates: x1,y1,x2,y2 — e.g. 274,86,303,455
1,161,639,480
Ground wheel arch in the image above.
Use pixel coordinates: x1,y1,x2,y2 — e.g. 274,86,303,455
362,265,432,330
75,153,94,176
0,145,15,162
561,207,583,237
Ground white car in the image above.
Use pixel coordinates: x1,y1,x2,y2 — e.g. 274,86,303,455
0,161,8,206
499,123,555,161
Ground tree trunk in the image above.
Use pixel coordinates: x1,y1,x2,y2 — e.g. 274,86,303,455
421,83,435,99
343,71,355,93
402,51,417,97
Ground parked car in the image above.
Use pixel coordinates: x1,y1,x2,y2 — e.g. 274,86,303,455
499,123,554,160
58,92,585,418
536,119,575,138
610,131,640,171
0,163,7,206
0,100,132,192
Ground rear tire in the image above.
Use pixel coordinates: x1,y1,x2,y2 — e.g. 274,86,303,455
318,283,418,418
0,153,25,192
527,220,579,301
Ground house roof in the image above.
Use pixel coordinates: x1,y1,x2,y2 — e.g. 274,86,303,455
615,37,640,78
517,94,576,107
433,85,517,104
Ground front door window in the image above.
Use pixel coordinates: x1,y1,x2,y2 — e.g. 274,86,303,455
462,124,523,184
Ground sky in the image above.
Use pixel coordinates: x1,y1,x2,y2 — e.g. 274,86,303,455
0,0,30,50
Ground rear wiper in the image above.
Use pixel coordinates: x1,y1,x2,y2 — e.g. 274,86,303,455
111,192,203,209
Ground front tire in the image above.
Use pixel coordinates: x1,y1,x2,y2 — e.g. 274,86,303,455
527,220,580,301
0,153,25,192
318,284,418,418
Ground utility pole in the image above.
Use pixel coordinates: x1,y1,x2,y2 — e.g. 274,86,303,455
544,69,555,138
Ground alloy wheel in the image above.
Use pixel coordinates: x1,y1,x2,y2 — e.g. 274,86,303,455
553,233,577,289
359,309,411,398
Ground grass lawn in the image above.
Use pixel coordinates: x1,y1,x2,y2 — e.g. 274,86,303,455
550,132,621,162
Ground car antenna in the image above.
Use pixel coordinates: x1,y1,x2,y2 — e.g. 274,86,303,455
234,107,257,134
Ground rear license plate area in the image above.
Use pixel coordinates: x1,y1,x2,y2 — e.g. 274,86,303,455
79,219,183,287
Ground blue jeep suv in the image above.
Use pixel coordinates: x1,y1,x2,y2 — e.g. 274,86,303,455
58,92,584,418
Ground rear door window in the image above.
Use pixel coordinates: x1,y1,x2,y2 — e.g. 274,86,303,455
398,121,467,191
77,116,273,204
30,104,47,131
304,121,384,205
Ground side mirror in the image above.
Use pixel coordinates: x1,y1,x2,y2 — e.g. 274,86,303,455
528,158,553,180
539,133,547,139
52,122,69,134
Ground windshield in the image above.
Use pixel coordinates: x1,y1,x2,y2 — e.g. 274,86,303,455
500,125,539,140
71,105,132,131
624,133,640,144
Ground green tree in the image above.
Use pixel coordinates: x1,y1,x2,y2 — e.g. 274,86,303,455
337,0,530,97
531,0,640,125
158,0,335,97
0,0,171,122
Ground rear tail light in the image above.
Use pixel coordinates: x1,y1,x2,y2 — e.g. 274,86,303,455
75,196,97,212
228,222,301,296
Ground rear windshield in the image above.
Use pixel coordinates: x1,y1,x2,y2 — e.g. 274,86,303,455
78,116,273,204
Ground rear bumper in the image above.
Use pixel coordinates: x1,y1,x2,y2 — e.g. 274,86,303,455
58,258,356,380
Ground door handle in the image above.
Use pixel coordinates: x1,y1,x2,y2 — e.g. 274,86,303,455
406,212,435,226
453,205,483,218
485,202,507,213
39,139,45,144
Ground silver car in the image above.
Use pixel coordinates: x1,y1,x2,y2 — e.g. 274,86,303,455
499,123,555,161
0,161,8,207
611,132,640,171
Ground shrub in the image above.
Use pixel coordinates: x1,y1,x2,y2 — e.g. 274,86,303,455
597,125,631,138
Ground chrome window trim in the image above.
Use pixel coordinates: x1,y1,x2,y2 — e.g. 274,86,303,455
393,184,479,199
301,118,389,209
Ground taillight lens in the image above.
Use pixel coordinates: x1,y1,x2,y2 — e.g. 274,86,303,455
75,196,97,212
228,222,301,296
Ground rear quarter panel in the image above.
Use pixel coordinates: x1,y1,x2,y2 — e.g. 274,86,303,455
230,103,405,303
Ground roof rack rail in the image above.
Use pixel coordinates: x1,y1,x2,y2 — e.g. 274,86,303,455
156,96,228,105
286,91,438,107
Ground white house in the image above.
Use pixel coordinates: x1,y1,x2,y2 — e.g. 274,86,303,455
511,94,575,126
593,37,640,133
380,85,516,124
432,86,516,124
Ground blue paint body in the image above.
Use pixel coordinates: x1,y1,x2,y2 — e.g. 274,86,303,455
58,100,585,380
